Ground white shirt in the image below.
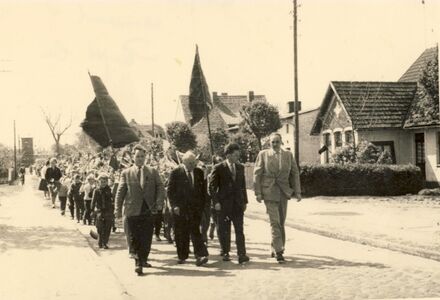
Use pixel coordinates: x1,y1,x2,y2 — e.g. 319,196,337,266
270,148,283,170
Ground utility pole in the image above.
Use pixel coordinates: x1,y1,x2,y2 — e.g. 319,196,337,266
13,120,17,179
151,83,155,138
293,0,300,165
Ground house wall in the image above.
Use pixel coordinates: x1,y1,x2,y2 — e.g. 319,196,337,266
278,109,321,164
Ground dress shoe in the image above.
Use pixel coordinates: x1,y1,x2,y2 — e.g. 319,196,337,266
222,253,231,262
177,259,186,264
103,244,109,249
155,235,162,242
135,266,143,276
238,255,250,264
276,252,285,264
142,262,152,268
196,256,208,266
271,252,275,258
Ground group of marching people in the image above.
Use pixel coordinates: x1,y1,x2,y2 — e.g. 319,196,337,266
35,132,302,276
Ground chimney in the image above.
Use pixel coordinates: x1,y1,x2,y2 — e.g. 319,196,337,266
221,92,228,96
287,101,301,113
213,92,218,100
248,91,255,102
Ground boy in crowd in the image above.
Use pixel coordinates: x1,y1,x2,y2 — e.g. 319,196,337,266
68,175,83,222
91,173,114,249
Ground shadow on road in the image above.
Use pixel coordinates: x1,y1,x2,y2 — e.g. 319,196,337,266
0,224,88,252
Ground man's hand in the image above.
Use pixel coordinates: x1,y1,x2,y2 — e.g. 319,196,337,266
296,194,302,202
173,206,180,216
214,203,221,211
256,195,263,203
243,204,247,212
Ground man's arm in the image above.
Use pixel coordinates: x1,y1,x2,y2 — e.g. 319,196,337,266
153,169,165,212
115,171,128,218
253,151,264,202
289,152,302,200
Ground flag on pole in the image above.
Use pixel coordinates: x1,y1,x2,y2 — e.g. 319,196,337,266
188,45,213,126
81,74,139,148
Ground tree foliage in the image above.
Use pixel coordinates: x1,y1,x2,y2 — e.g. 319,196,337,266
165,121,197,152
198,127,230,162
230,130,260,163
332,140,393,165
239,100,281,149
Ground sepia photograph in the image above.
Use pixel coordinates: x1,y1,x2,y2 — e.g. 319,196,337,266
0,0,439,299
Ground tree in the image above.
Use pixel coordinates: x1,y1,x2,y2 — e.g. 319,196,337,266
230,130,260,163
165,121,197,152
198,128,230,162
0,143,13,177
332,140,393,165
239,100,282,149
42,110,72,157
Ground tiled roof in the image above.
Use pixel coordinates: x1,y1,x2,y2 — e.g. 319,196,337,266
399,46,438,82
280,107,320,120
129,119,165,138
332,81,417,129
180,93,266,128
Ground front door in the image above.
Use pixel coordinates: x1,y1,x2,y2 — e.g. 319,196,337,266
415,133,426,179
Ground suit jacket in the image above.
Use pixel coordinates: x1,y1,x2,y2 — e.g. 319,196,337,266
253,148,301,202
91,186,114,217
209,161,248,216
167,166,206,216
115,165,165,218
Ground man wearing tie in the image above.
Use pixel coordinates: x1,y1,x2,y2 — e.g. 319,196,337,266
253,133,301,263
209,143,249,264
167,151,209,266
115,144,165,275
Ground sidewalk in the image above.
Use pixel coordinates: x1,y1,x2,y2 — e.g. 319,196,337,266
0,179,130,300
245,190,440,261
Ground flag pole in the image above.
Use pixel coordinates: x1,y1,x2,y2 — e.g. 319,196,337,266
196,45,214,161
293,0,300,166
151,82,155,138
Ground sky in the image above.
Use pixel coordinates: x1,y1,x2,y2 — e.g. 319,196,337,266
0,0,438,150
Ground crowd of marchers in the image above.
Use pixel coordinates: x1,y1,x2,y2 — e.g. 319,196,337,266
33,132,301,276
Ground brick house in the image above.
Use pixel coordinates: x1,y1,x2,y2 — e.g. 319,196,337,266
180,91,266,144
277,107,321,164
311,46,439,186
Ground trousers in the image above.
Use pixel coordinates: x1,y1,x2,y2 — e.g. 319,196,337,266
264,197,288,253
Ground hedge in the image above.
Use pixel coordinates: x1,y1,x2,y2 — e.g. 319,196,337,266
300,163,423,196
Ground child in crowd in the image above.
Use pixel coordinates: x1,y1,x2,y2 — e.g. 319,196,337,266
58,175,71,216
81,175,96,225
91,173,114,249
68,175,83,222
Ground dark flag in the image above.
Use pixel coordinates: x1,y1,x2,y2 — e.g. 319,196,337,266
189,45,213,126
81,75,139,148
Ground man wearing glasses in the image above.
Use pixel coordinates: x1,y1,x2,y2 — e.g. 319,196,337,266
253,133,301,263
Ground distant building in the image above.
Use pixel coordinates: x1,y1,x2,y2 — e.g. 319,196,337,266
20,137,35,167
277,107,321,164
180,91,266,144
129,119,166,139
311,46,440,186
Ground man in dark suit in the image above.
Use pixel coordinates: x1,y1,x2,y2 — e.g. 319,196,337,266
115,144,165,275
167,151,209,266
209,143,249,264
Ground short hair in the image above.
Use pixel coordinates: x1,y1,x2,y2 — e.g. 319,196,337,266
50,158,57,164
224,143,240,156
133,144,147,154
86,174,95,181
97,173,109,180
182,151,196,163
269,132,282,141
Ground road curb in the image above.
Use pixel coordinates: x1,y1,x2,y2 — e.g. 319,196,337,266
246,211,440,262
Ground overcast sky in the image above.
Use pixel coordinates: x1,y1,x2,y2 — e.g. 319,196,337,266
0,0,438,149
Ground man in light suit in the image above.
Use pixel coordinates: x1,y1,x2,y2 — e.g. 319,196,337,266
253,133,301,263
115,144,165,275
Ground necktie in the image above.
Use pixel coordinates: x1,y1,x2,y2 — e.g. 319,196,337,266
230,163,236,181
187,171,193,187
138,167,144,188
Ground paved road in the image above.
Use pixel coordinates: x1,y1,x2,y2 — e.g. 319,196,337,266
1,178,440,300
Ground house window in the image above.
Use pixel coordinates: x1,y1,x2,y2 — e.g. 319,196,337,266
323,133,332,163
345,131,353,145
334,131,342,148
286,124,289,134
372,141,396,164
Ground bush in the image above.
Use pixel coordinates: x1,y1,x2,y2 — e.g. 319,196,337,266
300,163,423,196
